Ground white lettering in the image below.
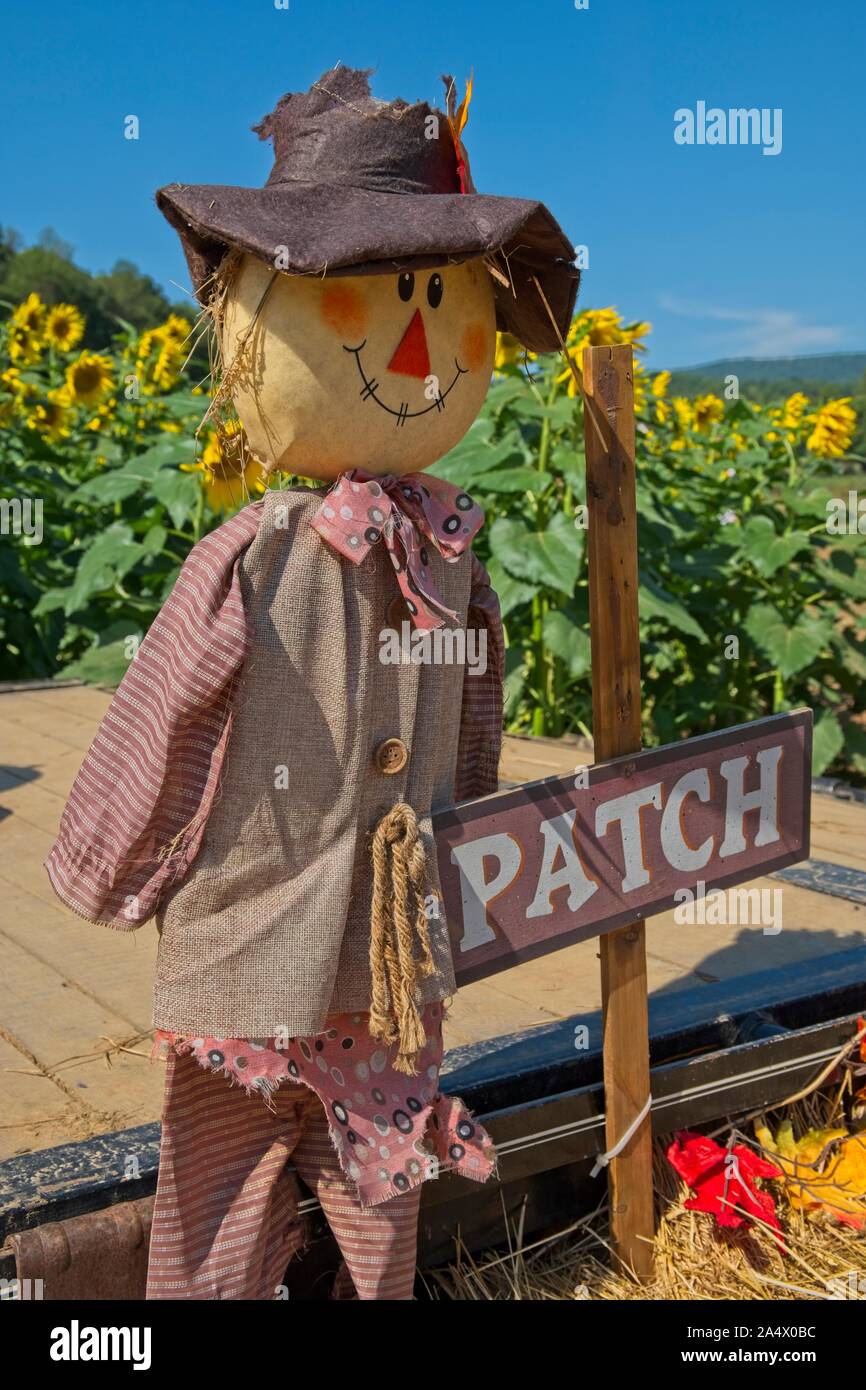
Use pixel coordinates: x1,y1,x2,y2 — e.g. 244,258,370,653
660,767,714,872
719,746,782,857
595,783,663,892
450,834,522,952
525,811,598,918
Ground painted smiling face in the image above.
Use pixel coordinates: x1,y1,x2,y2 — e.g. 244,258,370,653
220,254,496,479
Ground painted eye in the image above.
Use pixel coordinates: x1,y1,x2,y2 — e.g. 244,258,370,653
427,274,443,308
398,272,415,302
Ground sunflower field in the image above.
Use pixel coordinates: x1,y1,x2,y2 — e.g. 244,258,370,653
0,291,265,689
1,293,865,782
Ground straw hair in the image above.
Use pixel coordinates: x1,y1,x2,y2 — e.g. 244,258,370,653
180,252,281,504
368,802,436,1075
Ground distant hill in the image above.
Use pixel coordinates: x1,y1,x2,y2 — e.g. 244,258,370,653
668,352,866,397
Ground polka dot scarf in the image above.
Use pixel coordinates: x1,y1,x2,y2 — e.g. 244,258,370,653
309,468,484,632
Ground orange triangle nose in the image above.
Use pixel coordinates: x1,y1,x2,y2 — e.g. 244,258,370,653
387,308,430,379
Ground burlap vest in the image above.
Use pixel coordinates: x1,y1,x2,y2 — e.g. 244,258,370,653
153,487,472,1037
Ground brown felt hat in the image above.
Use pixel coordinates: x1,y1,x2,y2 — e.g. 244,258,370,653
156,65,579,353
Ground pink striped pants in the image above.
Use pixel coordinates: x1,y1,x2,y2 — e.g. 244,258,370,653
146,1050,422,1300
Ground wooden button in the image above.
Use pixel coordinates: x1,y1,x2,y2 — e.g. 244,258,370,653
387,596,409,628
374,737,409,775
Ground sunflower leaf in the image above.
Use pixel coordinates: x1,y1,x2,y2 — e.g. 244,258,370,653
744,603,833,678
489,513,584,595
483,557,534,617
738,515,811,576
542,609,592,678
640,574,708,641
147,469,202,529
812,710,845,776
64,525,148,615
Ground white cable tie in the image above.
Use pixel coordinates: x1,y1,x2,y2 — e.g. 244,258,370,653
590,1095,653,1178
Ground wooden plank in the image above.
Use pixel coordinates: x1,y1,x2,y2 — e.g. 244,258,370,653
0,931,163,1132
0,879,156,1030
8,686,113,721
0,697,107,755
0,1034,74,1159
809,798,866,872
584,342,654,1279
0,819,56,885
0,762,83,833
501,733,592,782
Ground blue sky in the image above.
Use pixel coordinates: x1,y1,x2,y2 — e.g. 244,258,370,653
3,0,862,369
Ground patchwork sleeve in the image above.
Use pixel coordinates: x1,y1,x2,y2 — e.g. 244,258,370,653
44,502,264,929
453,551,505,804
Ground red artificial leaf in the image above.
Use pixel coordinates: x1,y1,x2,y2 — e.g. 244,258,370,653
667,1131,784,1242
853,1018,866,1109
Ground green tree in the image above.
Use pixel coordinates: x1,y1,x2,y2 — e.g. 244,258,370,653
0,232,184,349
0,245,118,344
94,260,176,331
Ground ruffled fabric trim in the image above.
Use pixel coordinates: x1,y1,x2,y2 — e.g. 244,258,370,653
151,1008,496,1209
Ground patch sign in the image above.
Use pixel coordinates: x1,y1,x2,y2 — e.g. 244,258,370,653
433,711,812,985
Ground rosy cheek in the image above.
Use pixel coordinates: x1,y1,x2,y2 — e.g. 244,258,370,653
460,321,490,373
319,284,368,341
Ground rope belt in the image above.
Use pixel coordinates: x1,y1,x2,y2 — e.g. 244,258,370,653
368,802,436,1075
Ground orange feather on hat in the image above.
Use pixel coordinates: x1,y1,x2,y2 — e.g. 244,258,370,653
442,72,475,194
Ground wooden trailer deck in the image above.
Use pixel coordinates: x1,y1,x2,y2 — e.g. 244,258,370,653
1,683,865,1161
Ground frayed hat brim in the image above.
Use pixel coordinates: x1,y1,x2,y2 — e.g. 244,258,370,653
157,180,578,353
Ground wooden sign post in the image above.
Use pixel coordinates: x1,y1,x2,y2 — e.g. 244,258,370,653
432,342,813,1283
584,343,653,1278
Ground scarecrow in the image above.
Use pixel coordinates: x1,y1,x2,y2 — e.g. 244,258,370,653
45,65,578,1301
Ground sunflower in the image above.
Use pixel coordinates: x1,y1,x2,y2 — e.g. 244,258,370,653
27,390,70,443
134,327,185,394
155,313,192,346
672,396,694,431
557,308,651,398
186,421,268,512
565,307,650,353
692,394,725,430
44,303,85,352
152,342,183,391
84,399,118,432
7,321,43,366
1,366,36,401
725,429,748,457
780,391,809,432
136,329,158,359
12,292,46,335
647,373,672,423
807,397,856,458
494,331,532,373
65,351,114,405
766,391,811,443
632,362,648,414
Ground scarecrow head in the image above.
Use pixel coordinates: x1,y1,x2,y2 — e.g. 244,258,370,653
157,65,578,481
